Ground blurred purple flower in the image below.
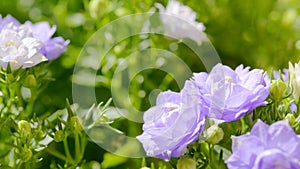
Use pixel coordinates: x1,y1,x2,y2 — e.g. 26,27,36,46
137,81,206,160
193,64,270,122
156,0,206,45
0,14,69,61
25,21,70,60
273,68,288,83
226,120,300,169
290,101,297,113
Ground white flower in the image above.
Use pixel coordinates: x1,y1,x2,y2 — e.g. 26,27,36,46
289,61,300,102
156,0,206,45
0,23,47,70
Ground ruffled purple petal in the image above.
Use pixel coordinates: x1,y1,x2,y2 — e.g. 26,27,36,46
40,37,70,60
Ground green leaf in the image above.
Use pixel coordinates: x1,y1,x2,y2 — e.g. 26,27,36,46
101,153,127,168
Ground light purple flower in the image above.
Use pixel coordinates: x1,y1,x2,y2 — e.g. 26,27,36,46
137,81,206,160
0,14,69,61
25,21,70,60
156,0,206,45
193,63,270,122
226,120,300,169
0,23,47,69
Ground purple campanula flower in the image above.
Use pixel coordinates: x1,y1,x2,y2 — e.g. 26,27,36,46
156,0,206,45
193,63,270,122
0,22,47,69
226,120,300,169
25,21,70,60
137,80,206,160
0,14,69,64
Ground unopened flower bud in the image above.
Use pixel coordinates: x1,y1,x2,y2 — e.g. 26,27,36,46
18,120,31,137
285,113,295,125
33,130,44,141
176,158,196,169
21,148,32,162
23,74,37,88
270,79,287,101
7,73,15,83
205,125,224,145
89,0,108,19
71,116,83,132
289,62,300,102
54,130,65,142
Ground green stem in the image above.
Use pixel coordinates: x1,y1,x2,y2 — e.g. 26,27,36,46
46,148,68,162
25,162,30,169
79,134,87,161
74,132,81,163
15,84,23,108
63,137,73,163
24,88,37,118
17,162,23,169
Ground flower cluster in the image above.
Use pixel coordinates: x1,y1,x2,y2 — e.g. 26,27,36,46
0,13,71,168
138,59,300,169
137,63,270,160
0,15,69,69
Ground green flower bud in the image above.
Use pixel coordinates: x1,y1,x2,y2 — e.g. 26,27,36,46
70,116,83,132
205,125,224,145
177,158,196,169
7,73,15,83
23,74,37,88
18,120,31,137
89,0,108,19
54,130,65,142
35,130,44,140
285,113,295,125
270,79,287,101
21,148,32,162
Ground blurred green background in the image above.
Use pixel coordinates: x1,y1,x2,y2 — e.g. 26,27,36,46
1,0,300,168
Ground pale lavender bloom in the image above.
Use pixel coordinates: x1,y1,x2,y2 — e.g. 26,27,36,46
25,21,70,60
137,81,206,160
0,14,69,62
226,120,300,169
156,0,206,45
193,64,270,122
0,23,47,70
